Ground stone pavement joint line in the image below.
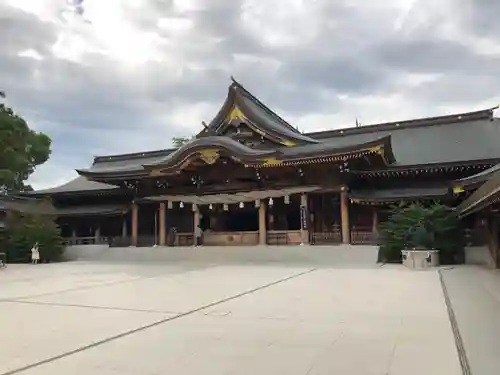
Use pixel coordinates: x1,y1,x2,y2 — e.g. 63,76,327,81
0,265,214,302
0,299,182,315
0,268,317,375
439,269,472,375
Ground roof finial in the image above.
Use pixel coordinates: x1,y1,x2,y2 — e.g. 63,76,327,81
230,76,242,87
201,121,218,135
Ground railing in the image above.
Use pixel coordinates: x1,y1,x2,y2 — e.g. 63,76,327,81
350,230,377,245
110,237,131,247
267,231,288,245
265,230,302,245
203,231,259,246
310,230,341,244
176,233,194,246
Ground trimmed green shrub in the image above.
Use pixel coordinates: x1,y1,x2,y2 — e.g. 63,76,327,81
377,202,465,264
5,211,64,262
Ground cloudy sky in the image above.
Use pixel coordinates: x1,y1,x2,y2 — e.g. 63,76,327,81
1,0,500,190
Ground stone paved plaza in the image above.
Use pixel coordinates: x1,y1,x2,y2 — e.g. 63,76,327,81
0,259,469,375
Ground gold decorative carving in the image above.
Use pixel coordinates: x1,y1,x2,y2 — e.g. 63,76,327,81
149,169,164,177
453,186,465,194
368,145,383,154
262,157,282,167
280,140,296,147
198,149,220,165
227,106,246,122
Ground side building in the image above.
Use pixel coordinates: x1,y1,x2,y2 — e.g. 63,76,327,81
25,78,500,247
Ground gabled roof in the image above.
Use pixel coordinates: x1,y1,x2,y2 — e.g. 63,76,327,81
200,77,319,146
26,176,118,196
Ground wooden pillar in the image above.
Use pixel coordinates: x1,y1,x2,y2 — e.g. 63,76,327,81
71,228,77,245
488,216,499,268
340,187,350,244
159,202,166,246
94,226,101,244
300,193,309,245
121,217,127,238
193,204,200,234
259,200,267,245
372,208,379,234
131,203,138,247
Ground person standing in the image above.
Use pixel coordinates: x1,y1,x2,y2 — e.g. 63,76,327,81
31,243,40,265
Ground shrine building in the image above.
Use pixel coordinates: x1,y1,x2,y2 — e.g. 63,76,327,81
26,78,500,248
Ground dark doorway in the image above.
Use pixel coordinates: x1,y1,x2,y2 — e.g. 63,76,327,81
286,210,301,230
199,207,259,232
200,213,210,231
223,209,259,231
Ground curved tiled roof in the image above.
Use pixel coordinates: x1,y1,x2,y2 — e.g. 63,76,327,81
456,165,500,217
27,176,118,196
235,85,319,144
77,134,394,178
204,79,319,145
143,136,277,167
454,163,500,190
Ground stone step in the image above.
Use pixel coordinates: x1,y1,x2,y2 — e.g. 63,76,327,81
64,244,379,266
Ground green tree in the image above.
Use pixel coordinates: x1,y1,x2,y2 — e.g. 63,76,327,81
0,92,52,192
171,136,193,148
5,211,64,263
377,202,465,265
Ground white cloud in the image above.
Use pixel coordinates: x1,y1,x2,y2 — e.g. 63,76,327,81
18,49,44,60
240,0,323,48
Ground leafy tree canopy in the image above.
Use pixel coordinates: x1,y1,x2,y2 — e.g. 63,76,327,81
171,136,193,148
0,93,51,193
377,202,465,265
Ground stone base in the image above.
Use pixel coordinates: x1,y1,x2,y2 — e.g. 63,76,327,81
401,250,439,269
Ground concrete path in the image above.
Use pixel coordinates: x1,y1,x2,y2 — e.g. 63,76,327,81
441,266,500,375
0,262,461,375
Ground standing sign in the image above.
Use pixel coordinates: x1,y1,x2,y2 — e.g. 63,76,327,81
300,205,308,230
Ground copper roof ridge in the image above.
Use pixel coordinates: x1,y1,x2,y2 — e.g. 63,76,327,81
93,147,178,164
230,76,299,133
306,106,498,139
